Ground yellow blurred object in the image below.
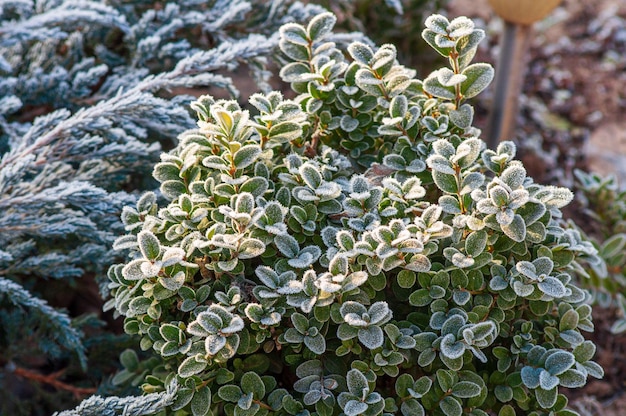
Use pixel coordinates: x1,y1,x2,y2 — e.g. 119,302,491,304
487,0,561,25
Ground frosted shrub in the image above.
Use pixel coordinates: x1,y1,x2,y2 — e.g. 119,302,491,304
0,1,325,414
104,13,602,416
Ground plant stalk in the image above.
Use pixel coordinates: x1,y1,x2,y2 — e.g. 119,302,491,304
486,21,533,149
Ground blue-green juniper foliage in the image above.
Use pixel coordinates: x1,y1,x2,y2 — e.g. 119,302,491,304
78,11,603,416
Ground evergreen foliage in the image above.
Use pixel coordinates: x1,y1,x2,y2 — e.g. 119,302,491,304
316,0,444,69
0,1,326,414
92,11,603,416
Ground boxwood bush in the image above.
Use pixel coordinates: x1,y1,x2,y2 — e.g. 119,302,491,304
103,12,603,416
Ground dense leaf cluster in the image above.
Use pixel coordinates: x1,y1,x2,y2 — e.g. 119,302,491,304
103,12,601,416
0,1,324,414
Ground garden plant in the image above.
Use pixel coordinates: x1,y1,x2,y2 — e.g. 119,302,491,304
77,11,607,416
0,0,326,414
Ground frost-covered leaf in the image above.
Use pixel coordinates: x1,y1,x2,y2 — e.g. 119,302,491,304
451,381,481,398
348,42,374,65
179,355,208,378
440,396,462,416
460,63,494,99
274,234,300,258
138,231,161,261
535,387,558,409
307,12,336,40
501,214,526,242
538,277,567,298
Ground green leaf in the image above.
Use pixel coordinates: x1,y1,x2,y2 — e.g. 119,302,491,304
179,354,208,378
494,385,513,402
128,296,151,315
172,388,195,411
440,335,465,359
610,319,626,334
501,214,526,242
498,404,516,416
601,233,626,258
122,259,146,281
521,367,541,389
241,371,265,399
573,341,596,362
344,401,368,416
304,333,326,354
545,351,575,376
218,384,243,402
280,23,308,46
239,238,266,259
395,374,414,397
440,396,463,416
300,164,322,189
535,387,558,409
465,230,487,258
159,323,181,342
138,231,161,261
390,95,408,118
240,177,269,198
405,255,431,272
424,14,449,35
161,179,187,199
233,145,262,170
423,73,456,99
451,381,481,398
357,325,384,350
160,271,185,291
409,288,432,307
279,62,311,82
397,270,416,288
500,165,526,189
153,162,180,182
337,230,356,251
291,313,309,333
559,309,579,331
460,172,484,195
449,104,474,128
460,63,494,99
401,399,425,416
119,349,139,371
348,42,374,64
433,171,459,194
267,388,288,411
413,376,433,396
418,348,436,366
582,361,604,379
428,155,454,174
537,277,567,298
457,29,485,58
346,369,368,396
558,369,586,388
270,122,302,143
307,12,336,40
436,369,455,391
340,115,359,132
439,195,462,214
274,234,300,258
191,386,211,416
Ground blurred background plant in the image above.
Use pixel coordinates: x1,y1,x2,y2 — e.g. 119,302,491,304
572,170,626,334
